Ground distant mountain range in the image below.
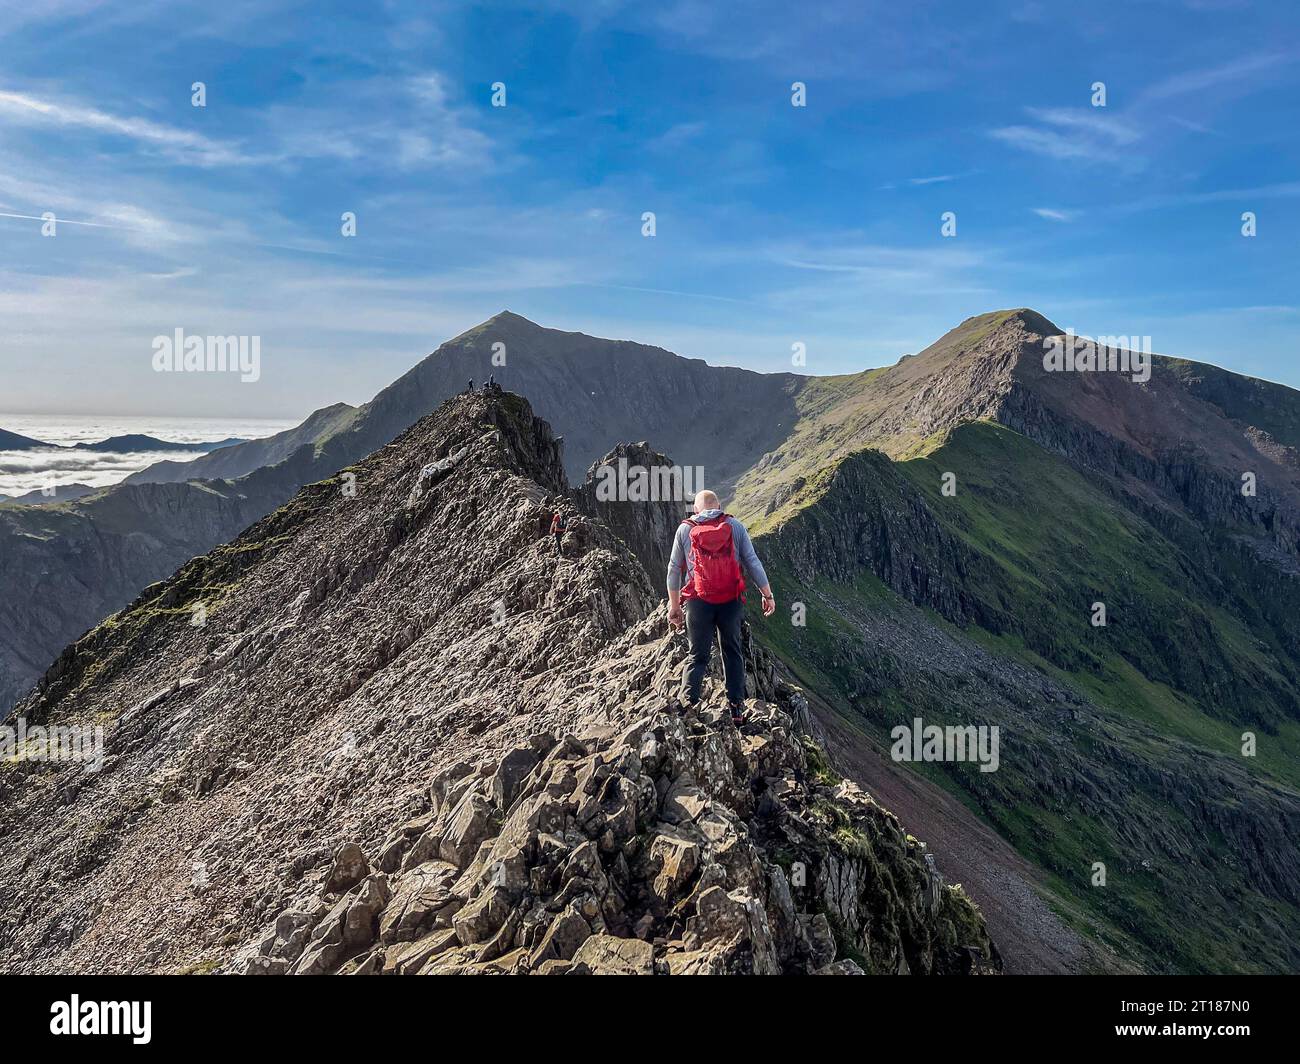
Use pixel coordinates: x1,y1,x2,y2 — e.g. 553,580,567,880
0,431,250,506
2,308,1298,973
71,434,246,453
0,430,246,454
0,483,98,506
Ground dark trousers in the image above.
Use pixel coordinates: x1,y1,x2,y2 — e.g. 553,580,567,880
684,596,745,705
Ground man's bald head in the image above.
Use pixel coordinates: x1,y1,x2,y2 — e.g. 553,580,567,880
692,490,720,513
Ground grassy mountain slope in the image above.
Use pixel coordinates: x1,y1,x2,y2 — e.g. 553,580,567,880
749,420,1300,972
734,309,1041,526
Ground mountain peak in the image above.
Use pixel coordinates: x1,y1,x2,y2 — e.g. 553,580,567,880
946,307,1062,343
442,310,550,349
1003,307,1062,337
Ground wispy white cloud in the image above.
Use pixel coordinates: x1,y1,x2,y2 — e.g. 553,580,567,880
0,88,255,166
990,107,1141,162
1136,51,1294,104
990,52,1295,167
0,73,497,175
1031,207,1077,222
878,172,979,191
646,121,707,153
1112,180,1300,214
257,73,497,172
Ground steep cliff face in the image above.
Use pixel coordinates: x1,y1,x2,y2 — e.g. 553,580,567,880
999,326,1300,567
0,391,995,976
0,479,290,713
571,441,685,585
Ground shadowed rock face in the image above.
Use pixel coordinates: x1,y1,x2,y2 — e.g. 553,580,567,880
572,441,686,586
0,390,996,975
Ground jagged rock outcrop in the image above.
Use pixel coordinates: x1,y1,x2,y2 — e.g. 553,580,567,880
572,441,685,585
248,621,997,976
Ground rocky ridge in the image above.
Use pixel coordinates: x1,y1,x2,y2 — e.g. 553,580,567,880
247,614,997,976
248,627,997,976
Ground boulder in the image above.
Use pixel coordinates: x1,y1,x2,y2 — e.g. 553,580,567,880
439,793,498,868
530,907,593,965
571,934,654,975
662,775,710,824
323,843,370,895
490,745,544,810
382,928,460,975
379,862,461,943
452,885,512,946
649,832,700,904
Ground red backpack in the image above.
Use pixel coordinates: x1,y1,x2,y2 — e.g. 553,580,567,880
682,514,745,603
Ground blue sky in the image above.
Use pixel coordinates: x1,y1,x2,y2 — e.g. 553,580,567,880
0,0,1297,418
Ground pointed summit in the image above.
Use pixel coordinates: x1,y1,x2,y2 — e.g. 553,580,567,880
480,309,540,328
450,309,548,345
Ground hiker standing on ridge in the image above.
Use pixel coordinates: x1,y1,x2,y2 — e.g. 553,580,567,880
667,490,775,725
549,511,566,554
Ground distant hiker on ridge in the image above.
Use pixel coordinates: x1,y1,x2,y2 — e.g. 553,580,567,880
549,511,566,554
667,490,775,725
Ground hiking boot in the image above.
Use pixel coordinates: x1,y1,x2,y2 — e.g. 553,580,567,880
728,701,746,727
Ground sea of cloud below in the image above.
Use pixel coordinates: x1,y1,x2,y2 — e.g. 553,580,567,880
0,415,295,498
